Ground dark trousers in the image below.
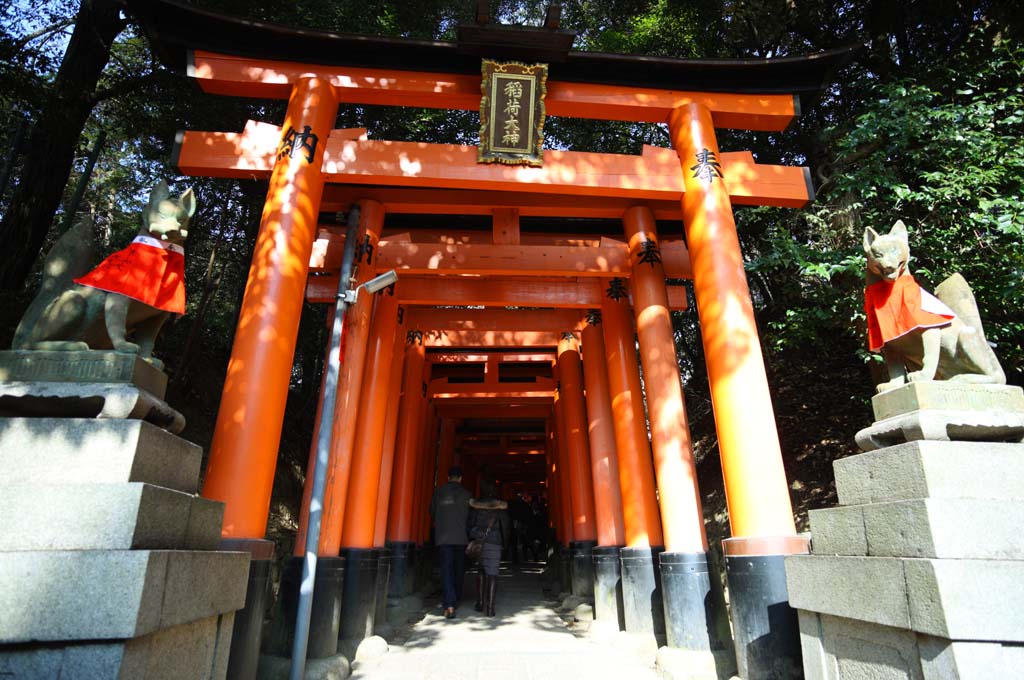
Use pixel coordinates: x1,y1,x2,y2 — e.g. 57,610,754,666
438,544,465,609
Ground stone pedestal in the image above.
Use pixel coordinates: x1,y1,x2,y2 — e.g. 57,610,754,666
786,383,1024,679
0,416,250,679
0,351,186,433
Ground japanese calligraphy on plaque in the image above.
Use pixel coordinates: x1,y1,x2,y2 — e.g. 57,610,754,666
479,60,547,166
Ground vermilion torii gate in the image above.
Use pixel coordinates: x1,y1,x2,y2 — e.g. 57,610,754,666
131,1,853,677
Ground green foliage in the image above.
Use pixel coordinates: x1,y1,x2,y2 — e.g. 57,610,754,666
742,28,1024,378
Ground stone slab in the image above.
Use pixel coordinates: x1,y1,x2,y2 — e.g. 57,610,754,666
872,382,1024,422
904,558,1024,641
797,610,924,680
833,440,1024,505
0,418,201,493
186,497,226,551
0,382,185,434
0,483,196,551
0,550,249,642
788,555,1024,642
855,409,1024,452
786,555,910,629
0,612,235,679
918,635,1024,680
809,505,867,556
810,499,1024,559
0,350,168,400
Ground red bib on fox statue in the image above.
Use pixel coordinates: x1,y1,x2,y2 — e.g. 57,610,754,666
74,235,186,315
864,274,956,352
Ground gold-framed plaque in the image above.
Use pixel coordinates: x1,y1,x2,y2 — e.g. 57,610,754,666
478,60,547,166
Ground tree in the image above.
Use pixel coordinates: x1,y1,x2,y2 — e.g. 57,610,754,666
0,0,128,292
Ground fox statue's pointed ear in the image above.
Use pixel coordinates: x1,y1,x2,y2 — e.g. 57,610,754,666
863,227,879,251
890,220,909,242
180,188,197,218
149,181,171,208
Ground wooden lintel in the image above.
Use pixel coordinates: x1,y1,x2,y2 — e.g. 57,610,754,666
311,238,692,278
175,122,812,208
423,330,568,348
428,352,555,364
456,446,546,456
430,395,554,406
433,404,551,419
321,186,686,220
408,308,585,333
306,275,688,310
377,242,629,278
190,51,798,131
429,381,554,398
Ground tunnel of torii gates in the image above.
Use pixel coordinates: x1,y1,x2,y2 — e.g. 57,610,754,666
132,0,854,673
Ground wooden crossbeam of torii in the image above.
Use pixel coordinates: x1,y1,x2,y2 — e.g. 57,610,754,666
433,404,552,419
189,52,800,131
175,121,813,208
407,308,587,333
423,330,565,348
309,232,692,277
306,275,689,310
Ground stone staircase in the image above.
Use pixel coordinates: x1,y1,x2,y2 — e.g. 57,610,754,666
786,382,1024,679
0,352,250,679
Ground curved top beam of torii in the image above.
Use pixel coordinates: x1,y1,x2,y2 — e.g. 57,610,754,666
127,0,858,123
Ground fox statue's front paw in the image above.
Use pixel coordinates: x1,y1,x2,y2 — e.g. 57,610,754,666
113,340,140,354
144,356,165,371
907,369,934,383
876,376,907,393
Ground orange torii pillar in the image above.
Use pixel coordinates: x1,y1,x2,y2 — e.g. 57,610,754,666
601,280,666,636
413,404,439,589
435,418,458,489
580,311,627,627
670,102,806,678
624,206,732,657
551,396,575,595
370,305,407,636
199,77,337,677
556,334,599,597
385,330,426,598
338,289,400,642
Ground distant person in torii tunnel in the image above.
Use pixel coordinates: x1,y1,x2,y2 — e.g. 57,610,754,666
468,478,511,617
430,466,472,619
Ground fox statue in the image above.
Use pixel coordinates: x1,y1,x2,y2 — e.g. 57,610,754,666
13,181,196,370
863,220,1005,393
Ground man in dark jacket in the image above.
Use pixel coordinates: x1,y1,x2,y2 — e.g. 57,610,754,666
429,466,472,618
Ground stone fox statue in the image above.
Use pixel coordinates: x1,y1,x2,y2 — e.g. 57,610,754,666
863,220,1005,393
13,182,196,370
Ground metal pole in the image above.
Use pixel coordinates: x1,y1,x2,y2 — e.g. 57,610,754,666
289,206,362,680
59,130,106,234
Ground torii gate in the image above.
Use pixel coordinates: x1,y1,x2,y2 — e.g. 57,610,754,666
131,1,854,677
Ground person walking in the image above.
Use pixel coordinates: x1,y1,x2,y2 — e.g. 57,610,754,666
429,466,472,619
468,479,510,617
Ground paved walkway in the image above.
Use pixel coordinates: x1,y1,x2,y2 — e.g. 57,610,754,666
350,564,662,680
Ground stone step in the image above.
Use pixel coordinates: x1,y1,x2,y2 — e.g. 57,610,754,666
809,498,1024,560
0,483,223,552
798,610,1024,680
0,612,234,679
834,439,1024,506
0,550,249,643
785,554,1024,642
0,418,201,493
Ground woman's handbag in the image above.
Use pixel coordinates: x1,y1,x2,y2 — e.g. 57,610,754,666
465,517,497,561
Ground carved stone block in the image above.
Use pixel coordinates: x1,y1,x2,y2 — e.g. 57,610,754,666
0,350,167,400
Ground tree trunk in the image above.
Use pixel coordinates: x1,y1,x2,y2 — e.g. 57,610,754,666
0,0,126,292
